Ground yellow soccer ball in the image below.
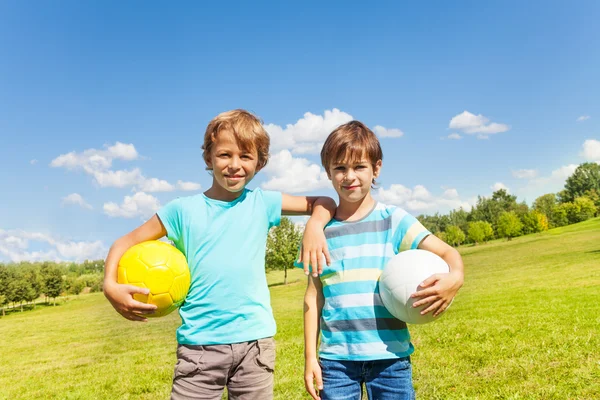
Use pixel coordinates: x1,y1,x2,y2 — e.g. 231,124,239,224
117,240,190,318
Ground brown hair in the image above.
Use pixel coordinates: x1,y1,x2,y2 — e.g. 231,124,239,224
202,109,270,170
320,120,383,172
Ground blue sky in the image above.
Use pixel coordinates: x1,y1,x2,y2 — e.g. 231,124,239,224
1,1,599,262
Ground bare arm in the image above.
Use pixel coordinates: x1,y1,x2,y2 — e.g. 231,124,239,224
103,214,167,322
411,234,464,316
304,275,324,400
282,194,337,276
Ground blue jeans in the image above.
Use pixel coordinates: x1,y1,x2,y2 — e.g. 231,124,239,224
319,357,415,400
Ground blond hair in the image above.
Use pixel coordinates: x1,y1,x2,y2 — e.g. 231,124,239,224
202,109,270,170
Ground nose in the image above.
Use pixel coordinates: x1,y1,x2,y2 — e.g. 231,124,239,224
345,168,356,180
229,156,241,169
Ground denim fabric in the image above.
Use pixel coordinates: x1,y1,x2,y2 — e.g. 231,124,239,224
319,357,415,400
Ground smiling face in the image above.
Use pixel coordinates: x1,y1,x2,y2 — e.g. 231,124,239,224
328,155,382,205
205,129,260,201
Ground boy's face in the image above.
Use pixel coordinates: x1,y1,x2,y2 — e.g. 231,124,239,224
327,156,382,204
206,129,260,196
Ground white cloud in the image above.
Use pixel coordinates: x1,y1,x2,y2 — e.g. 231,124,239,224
103,192,161,219
449,111,510,139
62,193,93,210
261,150,331,193
30,159,38,165
512,169,538,179
447,133,462,140
491,182,509,192
177,180,202,191
51,143,190,192
138,177,175,192
50,142,139,171
374,184,472,214
577,115,590,122
581,139,600,161
515,164,578,202
92,168,144,188
265,109,353,154
373,125,404,138
264,109,404,154
0,229,106,262
550,164,578,180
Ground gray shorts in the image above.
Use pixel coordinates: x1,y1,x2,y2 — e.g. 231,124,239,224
171,337,275,400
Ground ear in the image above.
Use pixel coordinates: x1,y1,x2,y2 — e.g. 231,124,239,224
204,155,213,170
373,160,382,178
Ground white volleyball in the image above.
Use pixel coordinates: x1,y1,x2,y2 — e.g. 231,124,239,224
379,249,451,324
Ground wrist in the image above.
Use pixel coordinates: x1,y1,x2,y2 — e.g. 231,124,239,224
449,271,464,286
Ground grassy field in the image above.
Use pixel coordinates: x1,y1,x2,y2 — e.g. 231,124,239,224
1,218,599,399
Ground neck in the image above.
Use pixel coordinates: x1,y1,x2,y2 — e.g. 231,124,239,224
204,179,245,202
336,193,376,221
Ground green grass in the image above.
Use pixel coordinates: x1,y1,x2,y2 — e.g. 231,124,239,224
1,219,599,399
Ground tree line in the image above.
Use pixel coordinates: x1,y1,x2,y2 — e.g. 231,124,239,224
417,162,600,246
0,260,104,316
264,162,600,277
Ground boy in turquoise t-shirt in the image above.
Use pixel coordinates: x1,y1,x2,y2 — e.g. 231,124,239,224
303,121,465,400
104,109,335,400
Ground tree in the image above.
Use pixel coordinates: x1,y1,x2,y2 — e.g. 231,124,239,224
418,213,450,235
564,197,597,224
265,217,302,285
449,208,470,234
469,189,520,230
496,211,523,240
551,204,569,227
44,267,64,305
533,193,557,227
444,225,466,247
562,162,600,203
467,221,494,244
521,210,549,234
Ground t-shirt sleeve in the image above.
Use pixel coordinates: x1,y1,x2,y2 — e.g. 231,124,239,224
156,198,183,244
260,189,283,229
392,208,431,253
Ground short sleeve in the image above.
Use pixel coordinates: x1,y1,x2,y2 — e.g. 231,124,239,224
391,208,431,253
156,198,183,244
260,189,283,229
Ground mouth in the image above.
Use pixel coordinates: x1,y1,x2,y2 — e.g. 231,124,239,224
343,185,360,190
225,175,245,181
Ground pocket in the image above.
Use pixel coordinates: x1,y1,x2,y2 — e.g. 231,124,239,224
255,337,276,372
174,344,204,378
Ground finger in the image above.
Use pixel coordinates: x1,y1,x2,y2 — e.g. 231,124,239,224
130,300,158,311
323,246,332,267
433,301,451,317
305,377,318,400
419,274,440,288
317,250,325,275
310,251,318,277
303,247,310,276
421,299,444,315
127,285,150,295
410,287,437,299
412,295,437,308
122,312,147,322
315,369,323,390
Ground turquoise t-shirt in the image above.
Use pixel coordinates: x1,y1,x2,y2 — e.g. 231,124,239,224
157,187,282,345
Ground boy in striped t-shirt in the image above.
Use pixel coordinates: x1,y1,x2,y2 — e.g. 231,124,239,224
302,121,465,400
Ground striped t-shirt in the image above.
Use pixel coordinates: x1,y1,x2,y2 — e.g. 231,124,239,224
317,202,430,361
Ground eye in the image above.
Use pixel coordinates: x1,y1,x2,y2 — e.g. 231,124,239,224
334,166,345,171
356,165,367,170
241,154,254,160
